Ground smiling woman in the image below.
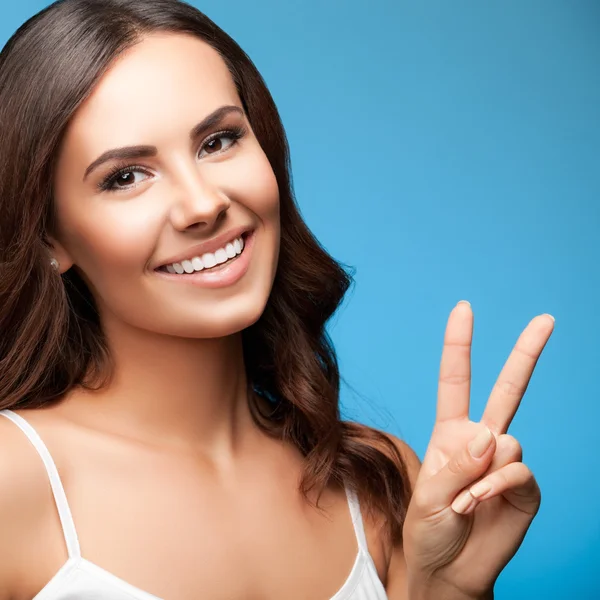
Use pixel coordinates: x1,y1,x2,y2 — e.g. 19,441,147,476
0,1,413,599
0,1,555,600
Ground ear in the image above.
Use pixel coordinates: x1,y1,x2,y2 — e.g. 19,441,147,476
46,234,74,273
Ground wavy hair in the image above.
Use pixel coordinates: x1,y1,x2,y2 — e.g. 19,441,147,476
0,0,411,544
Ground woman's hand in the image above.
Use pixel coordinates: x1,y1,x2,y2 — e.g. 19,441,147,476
402,301,554,600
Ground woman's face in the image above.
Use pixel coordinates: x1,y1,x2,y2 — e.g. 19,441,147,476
51,33,280,339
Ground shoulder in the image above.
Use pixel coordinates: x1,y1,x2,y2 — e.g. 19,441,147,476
0,412,60,596
0,411,54,522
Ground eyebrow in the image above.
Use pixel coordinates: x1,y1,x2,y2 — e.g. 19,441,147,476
82,104,245,181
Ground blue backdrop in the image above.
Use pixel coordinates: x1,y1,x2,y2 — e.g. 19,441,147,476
2,1,598,598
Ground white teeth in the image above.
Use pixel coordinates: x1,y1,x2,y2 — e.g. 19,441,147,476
191,257,203,271
162,235,246,274
202,252,217,268
215,248,228,264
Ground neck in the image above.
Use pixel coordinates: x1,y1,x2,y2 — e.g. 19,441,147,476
60,316,257,456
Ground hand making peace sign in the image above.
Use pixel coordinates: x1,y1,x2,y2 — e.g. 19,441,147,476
402,301,554,600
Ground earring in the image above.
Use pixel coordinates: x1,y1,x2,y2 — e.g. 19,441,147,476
50,257,60,271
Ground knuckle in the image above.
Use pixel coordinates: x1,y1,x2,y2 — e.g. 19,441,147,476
508,462,540,498
516,461,533,480
494,378,525,398
499,434,523,461
439,373,470,386
507,461,532,487
443,340,471,350
495,468,511,489
483,417,502,436
447,453,470,475
515,342,539,361
411,487,436,512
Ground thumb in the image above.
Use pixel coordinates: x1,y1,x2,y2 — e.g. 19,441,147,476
418,426,496,514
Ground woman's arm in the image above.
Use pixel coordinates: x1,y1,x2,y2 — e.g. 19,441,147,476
0,417,56,600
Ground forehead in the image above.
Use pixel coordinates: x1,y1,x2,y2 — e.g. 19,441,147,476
61,33,240,156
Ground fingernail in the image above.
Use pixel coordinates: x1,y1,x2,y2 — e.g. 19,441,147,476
469,479,492,499
451,489,476,514
545,313,555,322
457,300,471,307
468,427,493,458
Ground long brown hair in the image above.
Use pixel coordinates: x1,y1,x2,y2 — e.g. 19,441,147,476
0,0,411,544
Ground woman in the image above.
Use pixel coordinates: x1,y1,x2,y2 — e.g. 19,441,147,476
0,1,554,598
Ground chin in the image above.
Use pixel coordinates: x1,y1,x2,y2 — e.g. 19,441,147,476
188,307,265,340
134,291,270,340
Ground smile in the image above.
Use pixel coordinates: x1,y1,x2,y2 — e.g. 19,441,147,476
160,235,245,274
153,230,255,289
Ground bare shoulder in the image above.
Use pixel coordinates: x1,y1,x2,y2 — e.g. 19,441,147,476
0,413,59,598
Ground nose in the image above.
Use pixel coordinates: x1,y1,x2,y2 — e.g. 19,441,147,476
169,165,231,232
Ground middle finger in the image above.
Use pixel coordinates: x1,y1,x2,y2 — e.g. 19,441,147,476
481,314,554,435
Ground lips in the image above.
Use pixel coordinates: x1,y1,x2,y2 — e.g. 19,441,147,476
152,228,256,289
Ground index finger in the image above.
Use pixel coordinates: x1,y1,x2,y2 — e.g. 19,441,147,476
436,301,474,423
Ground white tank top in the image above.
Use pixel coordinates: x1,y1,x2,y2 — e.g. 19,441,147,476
0,408,388,599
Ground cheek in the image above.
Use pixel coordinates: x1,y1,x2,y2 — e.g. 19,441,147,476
61,200,160,279
245,153,281,277
233,147,280,227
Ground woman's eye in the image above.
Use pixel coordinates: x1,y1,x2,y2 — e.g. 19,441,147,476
198,132,238,158
108,170,146,191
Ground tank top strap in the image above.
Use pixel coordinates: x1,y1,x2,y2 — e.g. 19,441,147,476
344,486,369,553
0,409,81,559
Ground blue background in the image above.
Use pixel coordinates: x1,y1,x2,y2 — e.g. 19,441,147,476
2,1,599,598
